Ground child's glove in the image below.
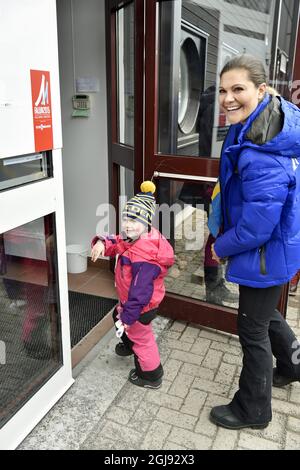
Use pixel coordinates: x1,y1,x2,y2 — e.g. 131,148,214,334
115,319,125,338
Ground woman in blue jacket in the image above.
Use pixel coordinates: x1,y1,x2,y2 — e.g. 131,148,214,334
210,55,300,430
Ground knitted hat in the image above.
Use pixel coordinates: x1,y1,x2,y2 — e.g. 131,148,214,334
123,181,156,228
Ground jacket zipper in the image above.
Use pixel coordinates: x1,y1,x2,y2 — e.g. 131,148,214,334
259,246,267,275
226,206,232,227
220,138,236,229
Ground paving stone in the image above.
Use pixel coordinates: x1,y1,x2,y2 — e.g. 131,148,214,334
159,345,172,365
181,389,207,416
193,378,229,396
81,435,129,450
243,412,286,443
165,338,193,352
141,420,172,450
160,380,172,393
272,386,289,400
194,406,217,437
163,441,188,450
223,353,242,366
105,406,134,425
228,382,238,400
145,390,183,411
128,401,159,434
169,321,187,333
169,373,195,398
180,326,200,343
272,398,300,418
210,341,241,356
115,384,146,411
205,394,231,407
212,427,238,450
156,407,197,430
287,308,298,320
164,358,183,382
164,331,182,340
287,416,300,433
87,420,142,449
214,362,236,385
239,432,282,450
285,431,300,449
170,349,204,366
201,349,223,371
290,383,300,404
168,426,212,450
190,338,211,356
293,328,300,338
199,329,229,344
181,363,215,381
228,336,240,346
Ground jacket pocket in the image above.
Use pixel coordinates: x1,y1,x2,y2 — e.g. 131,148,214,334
259,245,267,275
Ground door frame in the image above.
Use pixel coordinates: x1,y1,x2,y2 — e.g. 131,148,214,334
0,149,74,449
105,0,144,237
106,0,289,334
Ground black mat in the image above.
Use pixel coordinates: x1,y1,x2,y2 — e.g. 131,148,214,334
1,278,118,347
68,291,118,347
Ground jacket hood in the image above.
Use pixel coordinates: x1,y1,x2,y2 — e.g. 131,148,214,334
238,94,300,157
129,227,174,268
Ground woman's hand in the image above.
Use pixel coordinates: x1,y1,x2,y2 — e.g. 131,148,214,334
211,243,222,264
91,240,105,262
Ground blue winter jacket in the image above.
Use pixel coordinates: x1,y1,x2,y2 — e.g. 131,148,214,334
214,93,300,287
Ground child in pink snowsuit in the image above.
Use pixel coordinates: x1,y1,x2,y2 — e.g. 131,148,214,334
91,181,174,389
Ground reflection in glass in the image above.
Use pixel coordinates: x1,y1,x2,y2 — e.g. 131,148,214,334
119,165,135,215
158,0,276,158
158,179,239,307
0,214,62,428
178,48,189,125
116,3,134,147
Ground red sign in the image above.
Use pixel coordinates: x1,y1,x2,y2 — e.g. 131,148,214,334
30,70,53,151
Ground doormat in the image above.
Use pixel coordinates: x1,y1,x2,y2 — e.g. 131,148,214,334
69,291,118,347
1,278,117,348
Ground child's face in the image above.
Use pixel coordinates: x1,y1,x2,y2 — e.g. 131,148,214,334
122,217,146,239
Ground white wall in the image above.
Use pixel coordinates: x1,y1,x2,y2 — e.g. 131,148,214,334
0,0,62,157
56,0,108,249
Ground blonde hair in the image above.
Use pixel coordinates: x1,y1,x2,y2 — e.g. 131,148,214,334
266,86,280,97
220,55,281,100
221,54,267,88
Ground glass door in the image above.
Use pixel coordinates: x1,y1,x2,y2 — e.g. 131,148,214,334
0,149,73,449
143,0,288,333
106,0,289,333
105,0,143,233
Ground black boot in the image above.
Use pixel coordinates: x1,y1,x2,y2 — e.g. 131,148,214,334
210,405,269,430
205,266,238,304
273,367,300,387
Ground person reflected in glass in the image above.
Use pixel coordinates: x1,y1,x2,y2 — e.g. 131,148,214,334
209,54,300,430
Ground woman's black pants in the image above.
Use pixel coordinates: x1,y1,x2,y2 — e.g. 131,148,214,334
230,284,300,424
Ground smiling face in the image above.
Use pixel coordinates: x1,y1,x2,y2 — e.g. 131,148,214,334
219,68,266,124
122,217,146,239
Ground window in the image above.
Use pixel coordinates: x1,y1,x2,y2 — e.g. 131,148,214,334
0,213,62,428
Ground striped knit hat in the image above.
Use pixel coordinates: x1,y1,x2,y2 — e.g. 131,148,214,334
123,181,156,228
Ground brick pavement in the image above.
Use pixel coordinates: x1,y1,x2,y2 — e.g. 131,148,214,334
19,295,300,450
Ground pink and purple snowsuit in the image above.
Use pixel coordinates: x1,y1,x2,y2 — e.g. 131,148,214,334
92,227,174,380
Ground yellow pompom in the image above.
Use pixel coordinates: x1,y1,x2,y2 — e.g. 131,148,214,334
140,181,156,194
